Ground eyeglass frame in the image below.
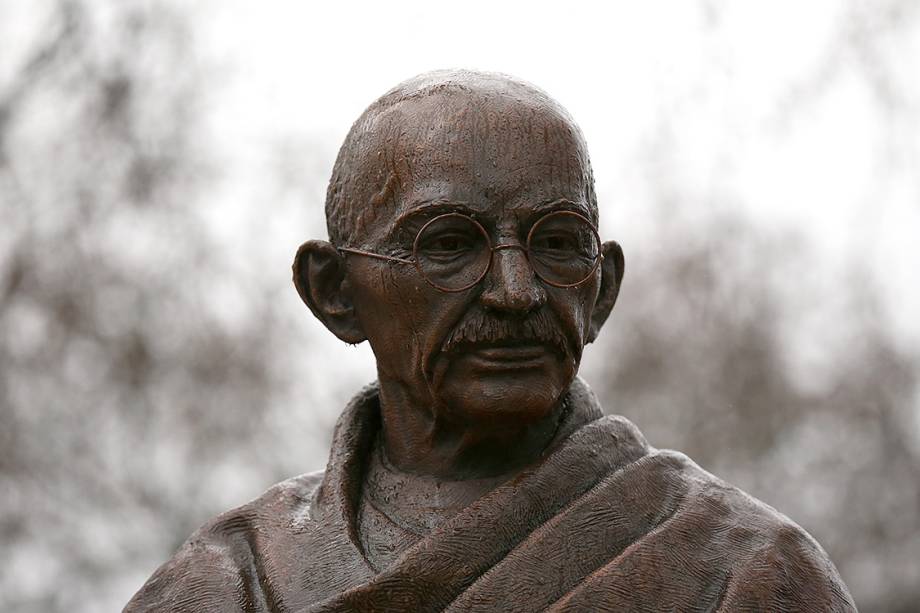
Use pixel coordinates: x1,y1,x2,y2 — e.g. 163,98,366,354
337,210,604,293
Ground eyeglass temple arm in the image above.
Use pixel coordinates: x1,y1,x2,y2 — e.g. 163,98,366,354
337,247,414,265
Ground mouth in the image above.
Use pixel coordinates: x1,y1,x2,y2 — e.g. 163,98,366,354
463,340,554,371
435,311,571,378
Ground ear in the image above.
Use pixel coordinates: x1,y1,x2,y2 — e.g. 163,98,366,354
292,240,367,344
586,240,625,343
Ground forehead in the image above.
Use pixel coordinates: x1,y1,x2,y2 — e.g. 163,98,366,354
360,92,595,239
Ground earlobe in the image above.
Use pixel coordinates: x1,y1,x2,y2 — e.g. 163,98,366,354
586,240,625,343
292,240,367,344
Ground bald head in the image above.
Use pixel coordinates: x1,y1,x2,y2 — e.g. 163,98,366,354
325,70,597,247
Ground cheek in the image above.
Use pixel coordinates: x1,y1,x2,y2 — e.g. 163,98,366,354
549,286,599,346
350,267,467,376
361,280,427,358
577,277,603,338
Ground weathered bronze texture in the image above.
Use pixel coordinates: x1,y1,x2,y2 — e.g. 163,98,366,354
125,70,857,612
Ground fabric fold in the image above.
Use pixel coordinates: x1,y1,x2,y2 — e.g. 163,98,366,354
125,379,857,613
306,378,651,612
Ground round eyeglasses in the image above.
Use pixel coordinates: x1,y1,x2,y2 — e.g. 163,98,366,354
338,210,603,293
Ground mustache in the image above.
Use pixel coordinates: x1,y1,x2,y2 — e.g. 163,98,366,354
441,309,568,355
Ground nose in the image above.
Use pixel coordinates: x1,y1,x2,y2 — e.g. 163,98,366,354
479,246,547,314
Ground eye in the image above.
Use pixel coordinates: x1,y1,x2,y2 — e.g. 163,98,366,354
531,231,579,254
419,231,477,255
430,234,470,252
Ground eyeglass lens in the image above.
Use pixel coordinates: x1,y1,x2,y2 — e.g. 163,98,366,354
413,212,600,291
414,214,492,291
528,212,601,287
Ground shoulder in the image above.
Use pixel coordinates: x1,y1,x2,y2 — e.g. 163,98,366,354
592,419,834,561
638,447,856,610
195,469,325,545
123,471,325,613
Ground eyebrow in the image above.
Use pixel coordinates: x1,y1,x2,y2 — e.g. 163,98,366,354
529,198,593,218
384,200,476,242
384,197,596,242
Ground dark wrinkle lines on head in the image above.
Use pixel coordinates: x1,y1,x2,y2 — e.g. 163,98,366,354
326,70,598,249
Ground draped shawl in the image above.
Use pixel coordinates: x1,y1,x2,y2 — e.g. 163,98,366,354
125,380,856,612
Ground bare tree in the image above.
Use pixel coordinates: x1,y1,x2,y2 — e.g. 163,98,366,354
0,2,295,610
2,2,917,612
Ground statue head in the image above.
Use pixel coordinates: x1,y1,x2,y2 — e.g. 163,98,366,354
294,70,623,438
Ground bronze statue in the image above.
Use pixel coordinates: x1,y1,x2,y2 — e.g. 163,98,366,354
125,70,856,612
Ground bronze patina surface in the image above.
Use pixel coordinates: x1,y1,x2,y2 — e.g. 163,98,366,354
125,70,856,612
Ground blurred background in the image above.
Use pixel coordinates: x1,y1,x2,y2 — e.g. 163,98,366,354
1,1,918,611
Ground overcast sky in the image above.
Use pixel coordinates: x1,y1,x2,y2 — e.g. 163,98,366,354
186,1,920,345
3,0,917,345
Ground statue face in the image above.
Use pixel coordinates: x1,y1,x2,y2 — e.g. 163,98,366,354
343,93,603,428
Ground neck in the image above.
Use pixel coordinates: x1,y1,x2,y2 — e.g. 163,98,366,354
376,376,567,480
